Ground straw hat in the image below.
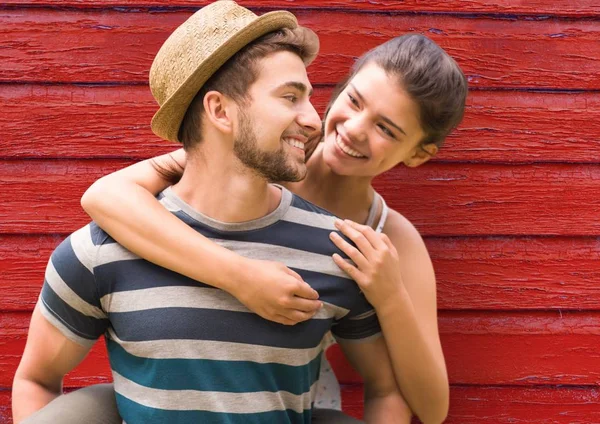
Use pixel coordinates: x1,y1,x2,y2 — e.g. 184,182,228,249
149,1,304,142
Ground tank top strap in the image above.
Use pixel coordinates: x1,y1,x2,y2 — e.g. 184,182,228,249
375,194,389,233
364,191,380,229
364,191,390,233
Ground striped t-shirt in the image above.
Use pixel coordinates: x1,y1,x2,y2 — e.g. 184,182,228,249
39,186,381,424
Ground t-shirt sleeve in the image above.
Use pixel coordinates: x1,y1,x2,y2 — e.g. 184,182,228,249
39,225,109,348
330,293,381,343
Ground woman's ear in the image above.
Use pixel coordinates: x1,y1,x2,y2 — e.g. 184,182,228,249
403,143,438,168
202,91,236,134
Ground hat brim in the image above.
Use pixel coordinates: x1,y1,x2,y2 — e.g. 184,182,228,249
151,11,306,143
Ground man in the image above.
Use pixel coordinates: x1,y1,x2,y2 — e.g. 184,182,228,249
13,2,407,423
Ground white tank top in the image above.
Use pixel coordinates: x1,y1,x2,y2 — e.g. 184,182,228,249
364,191,389,233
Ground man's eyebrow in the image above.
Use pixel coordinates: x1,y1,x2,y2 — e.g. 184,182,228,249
349,83,407,136
277,81,313,97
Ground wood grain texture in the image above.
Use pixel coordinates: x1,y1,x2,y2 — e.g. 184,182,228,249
2,160,599,236
3,311,600,387
3,0,600,17
3,235,600,312
2,10,600,88
374,163,600,236
3,85,600,163
340,385,600,423
328,311,600,386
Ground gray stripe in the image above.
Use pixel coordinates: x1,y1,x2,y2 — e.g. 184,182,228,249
215,240,351,280
349,309,377,320
161,185,293,232
96,242,139,266
101,286,348,320
282,206,337,231
38,298,96,348
107,327,325,366
95,238,350,280
70,226,96,273
158,195,181,213
45,259,106,319
113,371,316,414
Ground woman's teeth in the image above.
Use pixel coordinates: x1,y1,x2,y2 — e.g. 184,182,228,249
283,138,305,151
336,133,365,158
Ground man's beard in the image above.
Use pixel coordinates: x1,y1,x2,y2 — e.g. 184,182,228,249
233,111,306,183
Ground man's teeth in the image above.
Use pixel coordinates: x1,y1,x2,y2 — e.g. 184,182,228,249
336,133,365,158
283,137,305,151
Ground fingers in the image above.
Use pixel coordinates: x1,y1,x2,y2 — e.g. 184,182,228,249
289,276,319,300
332,253,364,285
338,219,388,251
274,308,318,326
273,314,298,326
329,231,369,270
333,219,377,259
287,296,323,313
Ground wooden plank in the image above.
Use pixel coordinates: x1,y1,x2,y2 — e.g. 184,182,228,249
3,235,600,312
3,0,600,17
3,85,600,164
3,311,600,387
2,10,600,89
340,385,600,423
328,311,600,386
374,163,600,236
2,160,600,236
429,237,600,310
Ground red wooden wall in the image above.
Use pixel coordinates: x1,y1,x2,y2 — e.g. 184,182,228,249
2,1,600,422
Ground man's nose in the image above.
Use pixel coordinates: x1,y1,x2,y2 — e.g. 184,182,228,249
298,100,322,135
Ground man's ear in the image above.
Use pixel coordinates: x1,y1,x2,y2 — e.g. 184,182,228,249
403,143,438,168
202,91,235,134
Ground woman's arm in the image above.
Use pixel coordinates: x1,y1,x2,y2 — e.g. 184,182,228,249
329,217,449,424
81,149,322,325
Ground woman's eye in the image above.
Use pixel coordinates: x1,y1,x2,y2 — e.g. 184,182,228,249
378,124,395,138
347,93,359,107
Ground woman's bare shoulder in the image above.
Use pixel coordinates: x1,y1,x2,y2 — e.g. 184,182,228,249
382,209,426,249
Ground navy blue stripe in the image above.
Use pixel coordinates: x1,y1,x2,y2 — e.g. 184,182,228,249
332,311,380,341
95,259,208,297
51,236,101,308
41,282,108,340
89,222,114,246
171,220,345,258
116,393,310,424
290,194,335,217
108,339,320,395
110,307,332,348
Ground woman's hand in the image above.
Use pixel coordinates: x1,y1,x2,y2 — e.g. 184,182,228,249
329,219,405,309
233,259,323,326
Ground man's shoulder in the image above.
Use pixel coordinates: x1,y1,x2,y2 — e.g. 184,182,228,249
52,222,126,270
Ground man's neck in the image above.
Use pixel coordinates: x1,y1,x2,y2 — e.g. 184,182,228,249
171,149,282,223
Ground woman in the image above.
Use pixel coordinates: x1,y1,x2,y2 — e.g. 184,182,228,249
32,34,467,424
